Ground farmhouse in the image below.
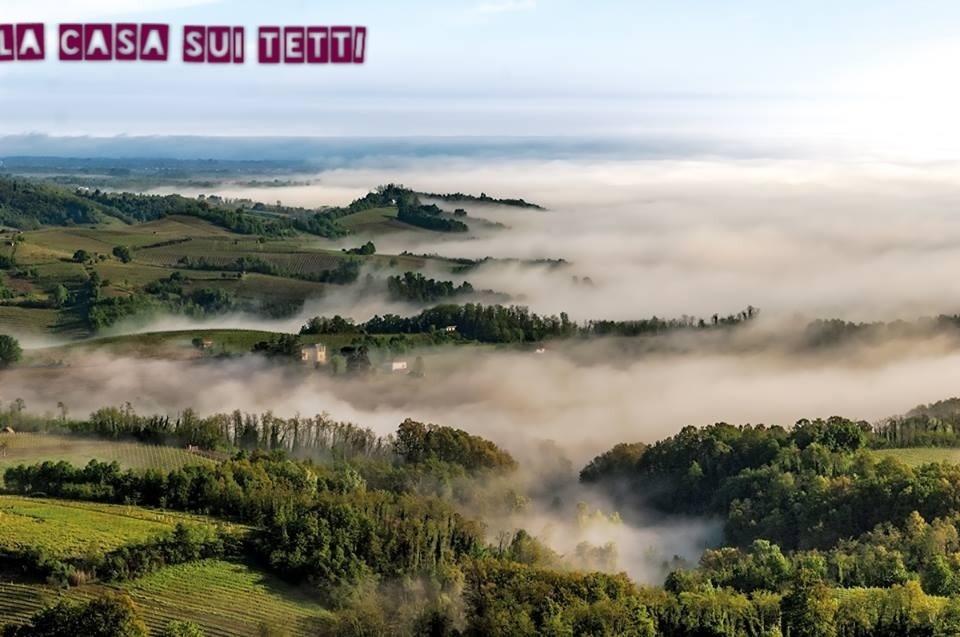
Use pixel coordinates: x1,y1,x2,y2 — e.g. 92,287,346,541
382,360,408,373
301,343,328,365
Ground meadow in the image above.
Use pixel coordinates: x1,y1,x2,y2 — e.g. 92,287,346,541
867,446,960,466
0,433,212,474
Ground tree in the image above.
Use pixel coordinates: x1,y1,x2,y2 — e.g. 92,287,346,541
51,284,69,307
159,621,205,637
781,569,838,637
112,245,133,263
72,249,90,263
0,334,22,368
4,594,147,637
410,355,425,378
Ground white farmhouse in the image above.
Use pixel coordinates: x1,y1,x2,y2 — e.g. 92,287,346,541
300,343,328,365
382,360,408,373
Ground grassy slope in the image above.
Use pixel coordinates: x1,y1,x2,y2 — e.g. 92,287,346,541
0,433,212,474
0,495,233,558
867,447,960,466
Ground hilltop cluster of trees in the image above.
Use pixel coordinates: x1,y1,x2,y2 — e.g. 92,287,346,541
386,272,475,303
300,303,759,345
334,184,469,232
0,177,107,228
418,190,544,209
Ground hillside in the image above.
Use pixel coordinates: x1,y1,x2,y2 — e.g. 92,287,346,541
0,178,115,229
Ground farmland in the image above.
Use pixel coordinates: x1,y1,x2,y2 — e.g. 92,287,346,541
0,559,330,637
118,559,331,636
0,210,469,338
0,495,230,558
867,446,960,467
0,433,212,474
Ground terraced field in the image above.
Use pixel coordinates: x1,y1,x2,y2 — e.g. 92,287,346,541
0,559,330,636
119,559,330,636
0,495,231,558
0,433,213,473
0,581,50,627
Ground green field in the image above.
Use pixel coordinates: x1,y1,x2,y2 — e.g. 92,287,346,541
0,559,330,637
0,213,467,337
867,447,960,466
120,559,330,636
0,433,212,474
0,306,64,336
338,205,410,233
0,495,230,558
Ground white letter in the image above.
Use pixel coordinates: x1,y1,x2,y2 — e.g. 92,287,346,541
0,30,11,57
260,30,278,58
142,27,166,57
306,29,327,60
284,29,302,60
331,30,348,59
60,27,81,56
185,30,203,57
117,26,136,56
87,28,109,57
208,29,229,58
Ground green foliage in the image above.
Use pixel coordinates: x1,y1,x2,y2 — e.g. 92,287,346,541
252,334,300,358
344,241,376,255
0,178,108,229
2,594,147,637
395,418,517,473
77,190,294,237
387,272,474,303
463,559,655,637
0,334,22,367
159,621,205,637
112,245,133,263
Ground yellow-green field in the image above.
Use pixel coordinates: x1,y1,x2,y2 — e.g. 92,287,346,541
0,495,232,558
0,433,212,473
867,447,960,466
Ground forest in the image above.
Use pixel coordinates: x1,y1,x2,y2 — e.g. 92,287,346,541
5,398,960,635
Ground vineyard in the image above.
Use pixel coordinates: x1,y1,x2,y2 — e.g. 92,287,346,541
0,560,330,637
0,433,213,474
0,495,231,558
120,559,331,636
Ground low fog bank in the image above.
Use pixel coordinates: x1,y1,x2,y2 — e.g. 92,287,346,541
6,337,960,466
7,334,960,581
173,157,960,322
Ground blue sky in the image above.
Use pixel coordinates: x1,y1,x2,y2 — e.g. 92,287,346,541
2,0,960,151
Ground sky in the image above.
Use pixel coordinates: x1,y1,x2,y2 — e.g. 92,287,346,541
2,0,960,156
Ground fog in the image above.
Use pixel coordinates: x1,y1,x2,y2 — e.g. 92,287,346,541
10,154,960,581
144,157,960,323
7,332,960,580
